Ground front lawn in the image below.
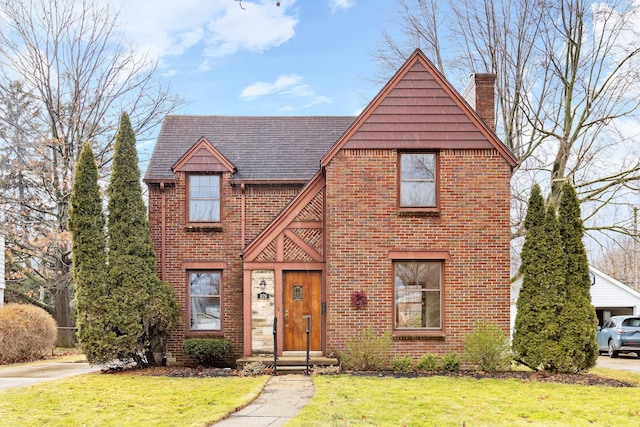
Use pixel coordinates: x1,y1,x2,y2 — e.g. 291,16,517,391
290,371,640,426
0,372,267,427
2,367,639,426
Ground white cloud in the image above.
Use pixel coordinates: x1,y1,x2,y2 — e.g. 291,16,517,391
329,0,356,13
240,74,303,98
304,95,334,108
108,0,298,63
197,60,212,72
240,74,334,111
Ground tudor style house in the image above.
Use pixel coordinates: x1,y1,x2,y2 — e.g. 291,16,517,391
144,49,518,365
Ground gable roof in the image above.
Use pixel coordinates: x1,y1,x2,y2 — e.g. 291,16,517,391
172,137,236,173
321,49,518,169
144,115,355,183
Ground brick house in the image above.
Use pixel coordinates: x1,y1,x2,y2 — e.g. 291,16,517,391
144,49,518,365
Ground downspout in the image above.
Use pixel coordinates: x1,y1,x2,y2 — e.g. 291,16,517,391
241,183,246,248
160,182,166,281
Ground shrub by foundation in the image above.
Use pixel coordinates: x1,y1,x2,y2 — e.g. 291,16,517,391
464,319,512,371
183,338,232,367
337,326,392,371
416,354,439,371
391,355,414,372
0,304,58,364
440,352,461,371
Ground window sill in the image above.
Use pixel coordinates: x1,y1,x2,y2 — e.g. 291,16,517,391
392,332,446,341
184,224,223,232
185,331,224,338
397,208,440,217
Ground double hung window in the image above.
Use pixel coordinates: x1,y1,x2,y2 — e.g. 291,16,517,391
189,175,220,222
189,271,221,331
394,261,441,329
399,153,437,208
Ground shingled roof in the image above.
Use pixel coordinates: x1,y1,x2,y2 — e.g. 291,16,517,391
144,115,355,183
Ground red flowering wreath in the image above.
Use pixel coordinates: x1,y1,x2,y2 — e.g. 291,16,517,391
350,290,368,310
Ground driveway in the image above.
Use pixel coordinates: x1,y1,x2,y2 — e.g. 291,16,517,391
0,360,99,390
596,354,640,373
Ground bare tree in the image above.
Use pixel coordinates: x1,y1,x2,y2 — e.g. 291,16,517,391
593,228,640,291
374,0,640,259
0,0,185,345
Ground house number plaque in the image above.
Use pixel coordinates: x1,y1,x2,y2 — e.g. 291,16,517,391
257,291,270,300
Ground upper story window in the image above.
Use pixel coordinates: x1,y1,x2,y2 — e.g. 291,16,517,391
399,153,437,208
189,174,220,222
394,261,442,330
189,271,221,331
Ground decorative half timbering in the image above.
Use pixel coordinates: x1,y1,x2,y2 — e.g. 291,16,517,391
295,190,323,222
246,176,325,263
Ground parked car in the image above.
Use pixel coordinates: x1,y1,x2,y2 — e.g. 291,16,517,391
597,315,640,358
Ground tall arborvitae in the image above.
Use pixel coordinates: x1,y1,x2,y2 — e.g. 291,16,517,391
68,143,116,363
513,185,566,372
557,182,599,372
107,112,178,366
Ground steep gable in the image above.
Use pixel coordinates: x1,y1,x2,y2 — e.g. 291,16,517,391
172,137,235,173
321,49,518,168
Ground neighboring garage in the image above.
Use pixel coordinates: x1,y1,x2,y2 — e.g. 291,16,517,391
511,266,640,334
589,266,640,326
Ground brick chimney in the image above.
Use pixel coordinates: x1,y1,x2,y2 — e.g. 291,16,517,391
462,73,496,132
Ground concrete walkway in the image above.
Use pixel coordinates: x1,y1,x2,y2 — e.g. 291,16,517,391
214,374,314,427
0,360,99,390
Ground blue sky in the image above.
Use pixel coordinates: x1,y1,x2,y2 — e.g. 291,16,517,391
114,0,400,119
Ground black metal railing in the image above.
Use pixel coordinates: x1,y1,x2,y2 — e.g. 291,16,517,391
272,316,278,375
304,315,311,375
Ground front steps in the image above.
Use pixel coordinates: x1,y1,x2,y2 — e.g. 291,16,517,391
237,354,339,374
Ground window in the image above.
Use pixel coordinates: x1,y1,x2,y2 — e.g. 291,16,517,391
189,271,221,331
189,175,220,222
394,261,441,329
399,153,436,207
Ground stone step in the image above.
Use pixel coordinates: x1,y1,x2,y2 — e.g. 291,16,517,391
236,355,339,372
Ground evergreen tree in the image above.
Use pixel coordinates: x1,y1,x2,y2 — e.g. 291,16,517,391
107,112,178,366
557,182,599,372
68,143,117,363
513,185,566,372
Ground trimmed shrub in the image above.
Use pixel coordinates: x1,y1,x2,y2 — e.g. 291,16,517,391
391,355,414,372
464,319,512,372
183,338,232,367
337,325,392,371
440,352,461,371
416,353,439,371
0,304,58,364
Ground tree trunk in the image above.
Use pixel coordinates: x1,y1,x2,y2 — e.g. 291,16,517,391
54,276,75,347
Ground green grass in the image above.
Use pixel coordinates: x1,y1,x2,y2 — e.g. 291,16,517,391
0,373,268,427
2,359,639,426
289,374,640,426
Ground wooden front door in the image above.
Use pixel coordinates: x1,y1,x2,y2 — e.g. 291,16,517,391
284,271,321,351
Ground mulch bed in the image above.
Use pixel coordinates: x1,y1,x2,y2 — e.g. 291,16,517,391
105,366,636,387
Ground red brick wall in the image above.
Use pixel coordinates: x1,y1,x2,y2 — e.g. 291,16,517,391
324,148,511,358
244,185,300,246
147,176,301,364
